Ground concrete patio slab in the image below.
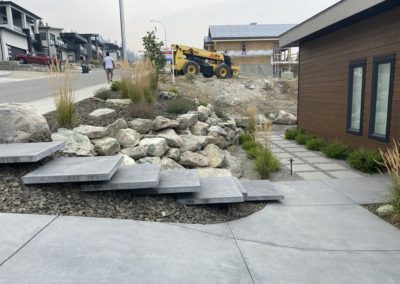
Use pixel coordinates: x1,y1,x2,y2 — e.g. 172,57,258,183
302,156,334,163
229,204,400,250
290,164,318,172
156,169,200,194
322,176,392,204
275,152,296,159
296,171,332,180
240,180,284,202
174,223,234,238
233,177,248,197
273,180,354,206
0,216,253,284
294,152,320,158
329,171,363,179
238,240,400,284
315,163,347,171
81,164,162,192
285,147,309,152
0,213,55,265
0,142,65,163
177,177,245,205
22,155,123,184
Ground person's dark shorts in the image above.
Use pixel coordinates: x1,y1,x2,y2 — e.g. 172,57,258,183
106,68,113,75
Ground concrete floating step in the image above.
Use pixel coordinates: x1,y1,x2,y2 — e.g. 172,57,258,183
240,180,284,202
22,155,123,184
177,177,245,205
0,141,65,163
156,169,201,194
81,164,162,192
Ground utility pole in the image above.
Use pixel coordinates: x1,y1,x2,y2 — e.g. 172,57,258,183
119,0,127,60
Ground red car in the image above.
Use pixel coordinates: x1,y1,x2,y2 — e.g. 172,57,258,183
16,52,60,66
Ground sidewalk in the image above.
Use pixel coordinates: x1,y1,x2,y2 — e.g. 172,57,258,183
0,176,398,283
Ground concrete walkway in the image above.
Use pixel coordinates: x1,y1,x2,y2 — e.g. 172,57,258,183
0,176,398,283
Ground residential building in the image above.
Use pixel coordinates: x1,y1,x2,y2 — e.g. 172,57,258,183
104,42,121,61
204,23,297,76
0,1,40,61
60,32,88,62
81,33,105,62
280,0,399,149
37,25,68,60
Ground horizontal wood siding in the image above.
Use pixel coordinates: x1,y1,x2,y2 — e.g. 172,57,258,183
299,6,400,149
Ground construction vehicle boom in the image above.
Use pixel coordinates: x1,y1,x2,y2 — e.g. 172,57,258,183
171,44,240,79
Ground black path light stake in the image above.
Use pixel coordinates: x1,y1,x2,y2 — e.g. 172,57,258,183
289,158,294,175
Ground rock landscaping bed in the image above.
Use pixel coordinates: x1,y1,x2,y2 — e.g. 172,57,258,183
364,204,400,230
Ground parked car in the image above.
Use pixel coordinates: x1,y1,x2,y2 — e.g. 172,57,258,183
16,53,61,66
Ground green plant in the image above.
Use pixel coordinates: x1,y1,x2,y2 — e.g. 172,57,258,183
142,30,166,72
94,87,112,100
239,133,254,145
295,133,312,145
185,72,196,82
285,128,301,140
323,139,352,160
347,149,384,173
110,81,122,92
246,106,257,134
254,148,280,179
166,98,196,114
246,143,263,159
306,137,327,151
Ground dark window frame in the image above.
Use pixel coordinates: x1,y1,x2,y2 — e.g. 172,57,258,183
346,58,367,136
369,54,396,143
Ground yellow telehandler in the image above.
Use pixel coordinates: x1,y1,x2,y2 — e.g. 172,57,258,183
171,44,240,79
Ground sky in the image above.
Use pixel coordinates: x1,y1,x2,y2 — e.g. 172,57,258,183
15,0,340,51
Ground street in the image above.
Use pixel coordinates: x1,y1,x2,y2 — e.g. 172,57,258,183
0,70,109,104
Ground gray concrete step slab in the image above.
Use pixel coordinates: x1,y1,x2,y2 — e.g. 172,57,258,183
0,142,65,163
81,164,162,192
240,180,284,202
177,177,245,205
233,177,247,197
156,169,201,194
22,155,123,184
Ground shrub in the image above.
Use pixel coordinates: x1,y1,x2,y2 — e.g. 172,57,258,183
166,98,196,114
347,149,384,173
239,133,254,145
242,139,258,151
128,101,155,119
246,143,263,159
110,81,122,92
185,72,196,82
285,128,301,140
306,137,327,151
254,148,280,179
295,133,312,145
323,139,352,160
94,87,113,100
246,106,257,134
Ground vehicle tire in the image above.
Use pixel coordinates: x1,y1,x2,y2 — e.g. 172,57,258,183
215,63,231,79
182,60,199,75
202,70,214,78
19,58,27,64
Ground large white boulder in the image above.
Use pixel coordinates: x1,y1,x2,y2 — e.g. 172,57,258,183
120,145,147,159
203,144,225,168
92,137,120,156
223,151,243,178
107,118,128,137
137,157,162,164
139,138,169,157
190,121,209,136
88,108,116,120
0,103,50,143
73,125,107,139
177,113,198,129
208,125,227,137
274,110,297,125
156,129,182,147
128,118,153,134
51,128,94,156
197,105,211,121
179,151,209,167
197,168,232,178
153,116,179,131
161,157,185,170
115,129,141,148
165,148,181,161
180,135,208,152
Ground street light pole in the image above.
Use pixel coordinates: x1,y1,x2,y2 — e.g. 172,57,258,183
119,0,127,60
150,20,167,47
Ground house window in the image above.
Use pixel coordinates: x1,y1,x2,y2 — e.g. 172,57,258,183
347,59,366,135
369,54,396,142
0,6,7,25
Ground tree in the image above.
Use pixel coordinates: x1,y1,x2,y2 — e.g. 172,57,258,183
142,30,166,72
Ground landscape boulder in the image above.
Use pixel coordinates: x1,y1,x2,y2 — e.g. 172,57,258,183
115,129,141,148
73,125,107,139
274,110,297,125
208,125,227,137
376,205,395,217
203,144,225,168
180,135,208,152
177,113,198,129
156,129,182,147
235,117,249,128
107,118,128,137
159,91,178,100
139,138,169,157
0,103,50,143
137,157,162,164
88,108,116,120
92,137,120,156
197,105,211,121
153,116,179,131
161,157,185,170
121,145,147,159
106,99,131,106
223,151,243,178
197,168,232,178
207,132,230,149
121,154,136,165
51,129,94,156
190,121,209,136
165,148,181,161
179,151,209,167
128,118,153,134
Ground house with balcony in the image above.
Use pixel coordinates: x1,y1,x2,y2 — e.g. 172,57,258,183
0,1,41,61
60,32,88,62
80,33,105,63
104,42,121,61
37,25,70,60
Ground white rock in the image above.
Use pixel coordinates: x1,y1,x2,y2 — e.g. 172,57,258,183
121,154,136,165
159,91,178,100
166,148,181,161
106,99,131,106
197,168,232,178
128,118,153,134
161,157,185,170
256,114,270,125
156,129,182,147
177,113,198,129
92,137,120,156
115,129,141,148
274,110,297,125
121,146,147,159
376,205,395,217
208,125,227,137
51,129,94,156
203,144,225,168
73,125,107,139
206,117,221,126
190,121,209,136
223,151,243,178
88,108,116,120
153,116,179,131
207,133,230,149
139,138,169,157
180,135,208,152
0,103,50,143
235,117,249,128
107,118,128,137
179,151,209,167
197,106,211,121
137,157,162,164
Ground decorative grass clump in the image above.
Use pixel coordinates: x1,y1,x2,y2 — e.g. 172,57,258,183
295,133,312,145
254,148,280,179
94,87,113,100
166,98,196,114
323,139,352,160
347,149,385,173
239,133,254,145
306,137,327,151
246,106,257,134
285,128,301,140
110,81,122,92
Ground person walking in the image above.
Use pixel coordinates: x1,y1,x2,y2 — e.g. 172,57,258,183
103,52,115,83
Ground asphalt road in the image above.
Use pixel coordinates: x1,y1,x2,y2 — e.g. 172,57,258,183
0,70,109,104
